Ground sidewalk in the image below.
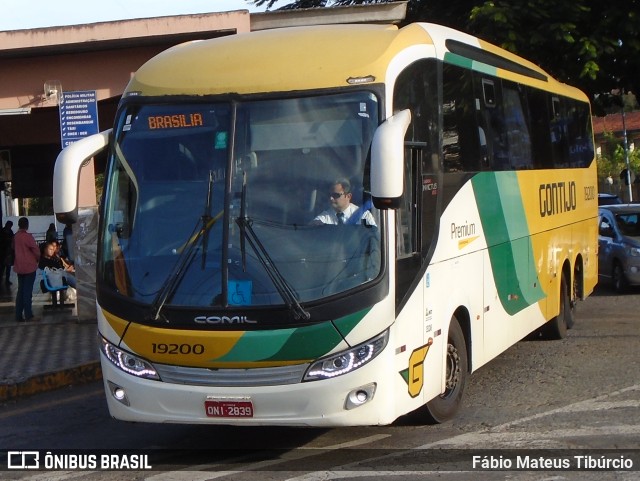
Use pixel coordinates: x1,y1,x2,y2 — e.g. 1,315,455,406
0,273,101,402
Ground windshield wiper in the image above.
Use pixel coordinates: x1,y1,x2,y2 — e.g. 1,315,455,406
201,170,215,269
148,171,218,322
236,172,310,321
147,223,200,322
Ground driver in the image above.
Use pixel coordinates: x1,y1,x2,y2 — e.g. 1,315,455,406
312,178,376,226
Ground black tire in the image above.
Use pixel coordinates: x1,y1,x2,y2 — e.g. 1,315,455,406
612,262,627,293
541,274,569,340
424,316,468,423
566,271,577,330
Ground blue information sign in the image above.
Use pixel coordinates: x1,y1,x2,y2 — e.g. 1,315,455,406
59,90,100,148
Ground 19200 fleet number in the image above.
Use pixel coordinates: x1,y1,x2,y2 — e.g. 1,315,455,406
151,343,205,355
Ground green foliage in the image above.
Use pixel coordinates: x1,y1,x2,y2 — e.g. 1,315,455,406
95,173,104,202
596,131,640,188
22,196,53,216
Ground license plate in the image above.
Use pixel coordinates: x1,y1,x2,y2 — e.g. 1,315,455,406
205,398,254,418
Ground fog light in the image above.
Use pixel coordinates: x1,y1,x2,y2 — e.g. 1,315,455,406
345,382,376,410
108,381,130,406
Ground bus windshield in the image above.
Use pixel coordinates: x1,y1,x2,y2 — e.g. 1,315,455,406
99,92,381,310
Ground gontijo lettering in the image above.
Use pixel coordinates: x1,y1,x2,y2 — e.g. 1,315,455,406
148,113,203,129
539,181,577,217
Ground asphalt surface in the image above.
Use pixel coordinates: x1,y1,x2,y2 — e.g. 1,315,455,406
0,273,100,402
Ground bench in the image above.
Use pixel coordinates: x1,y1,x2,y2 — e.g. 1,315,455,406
40,268,75,310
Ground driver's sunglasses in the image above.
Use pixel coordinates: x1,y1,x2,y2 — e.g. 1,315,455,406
330,192,347,199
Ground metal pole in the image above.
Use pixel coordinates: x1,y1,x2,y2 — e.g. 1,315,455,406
622,105,632,202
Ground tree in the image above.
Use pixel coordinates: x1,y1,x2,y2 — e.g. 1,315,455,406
596,131,640,193
468,1,640,112
249,0,640,105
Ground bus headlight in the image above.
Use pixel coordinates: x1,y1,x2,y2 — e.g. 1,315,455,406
100,336,160,380
303,330,388,381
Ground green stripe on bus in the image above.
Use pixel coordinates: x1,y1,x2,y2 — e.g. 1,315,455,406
214,308,369,362
212,328,297,362
472,172,545,315
444,52,473,69
333,307,371,337
472,60,497,76
443,52,498,76
265,308,371,361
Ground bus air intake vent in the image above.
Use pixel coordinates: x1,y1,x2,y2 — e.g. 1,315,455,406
154,363,310,386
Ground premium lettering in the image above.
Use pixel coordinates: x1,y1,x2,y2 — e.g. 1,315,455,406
451,220,476,239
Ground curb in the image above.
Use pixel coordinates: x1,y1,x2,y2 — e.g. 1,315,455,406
0,362,102,402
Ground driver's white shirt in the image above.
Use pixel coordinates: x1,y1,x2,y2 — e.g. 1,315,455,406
313,203,376,226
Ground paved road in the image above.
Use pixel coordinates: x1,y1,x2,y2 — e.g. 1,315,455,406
1,283,638,480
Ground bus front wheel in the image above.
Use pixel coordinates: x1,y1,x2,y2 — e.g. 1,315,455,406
424,315,468,424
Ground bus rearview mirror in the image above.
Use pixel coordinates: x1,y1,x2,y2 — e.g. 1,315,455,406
53,129,112,224
370,109,411,210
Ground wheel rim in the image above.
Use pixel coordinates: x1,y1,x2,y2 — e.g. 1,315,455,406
443,343,461,396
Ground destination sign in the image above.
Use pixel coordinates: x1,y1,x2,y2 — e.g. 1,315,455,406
147,113,204,129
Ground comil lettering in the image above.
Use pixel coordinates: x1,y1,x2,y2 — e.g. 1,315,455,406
148,113,204,129
194,315,257,324
539,181,577,217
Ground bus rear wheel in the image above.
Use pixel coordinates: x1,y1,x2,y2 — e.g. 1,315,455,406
424,315,468,423
567,265,580,330
542,274,570,340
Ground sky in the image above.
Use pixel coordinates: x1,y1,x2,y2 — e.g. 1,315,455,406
0,0,276,31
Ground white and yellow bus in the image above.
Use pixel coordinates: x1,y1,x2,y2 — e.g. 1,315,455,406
54,22,597,426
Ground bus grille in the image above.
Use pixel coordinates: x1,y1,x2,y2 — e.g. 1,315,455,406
154,363,310,386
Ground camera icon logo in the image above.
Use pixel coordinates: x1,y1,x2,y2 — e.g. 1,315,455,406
7,451,40,469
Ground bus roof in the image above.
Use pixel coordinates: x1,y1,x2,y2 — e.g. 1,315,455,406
124,22,587,102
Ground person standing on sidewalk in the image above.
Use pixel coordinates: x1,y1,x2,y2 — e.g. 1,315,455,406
0,220,14,284
13,217,41,322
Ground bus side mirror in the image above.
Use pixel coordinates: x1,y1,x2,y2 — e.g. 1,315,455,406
370,109,411,210
53,129,111,224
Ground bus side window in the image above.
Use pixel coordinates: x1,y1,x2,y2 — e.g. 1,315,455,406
442,65,481,173
565,99,594,167
502,84,533,170
528,88,553,168
393,59,440,307
549,96,569,167
475,75,509,170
